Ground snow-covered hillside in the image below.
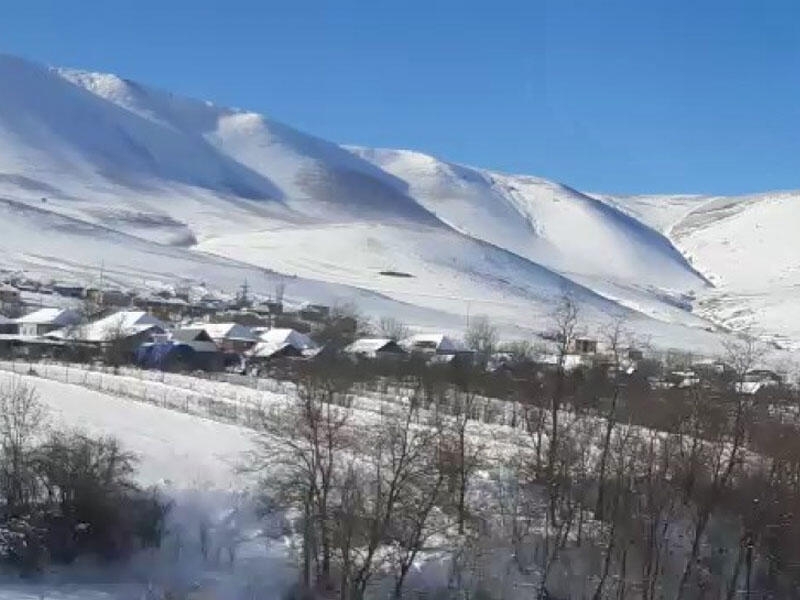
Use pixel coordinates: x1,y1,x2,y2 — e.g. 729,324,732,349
599,191,800,349
0,53,794,352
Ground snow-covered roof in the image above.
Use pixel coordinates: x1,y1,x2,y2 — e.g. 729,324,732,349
401,333,468,354
250,328,318,358
344,338,402,355
736,381,765,395
0,314,14,325
59,311,165,342
171,328,212,343
16,307,81,326
192,322,258,342
170,328,218,353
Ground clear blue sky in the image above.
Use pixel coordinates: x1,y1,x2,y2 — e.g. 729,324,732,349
2,0,798,195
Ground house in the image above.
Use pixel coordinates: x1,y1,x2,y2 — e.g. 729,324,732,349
170,328,219,353
535,352,588,372
0,314,17,335
51,310,166,364
249,328,319,361
52,282,86,299
134,342,199,372
745,369,782,385
401,333,470,356
669,370,701,389
16,308,82,337
102,289,131,307
572,337,598,355
736,369,783,395
191,322,259,353
250,303,274,318
344,338,405,360
0,334,71,360
298,303,331,322
60,310,166,343
627,348,644,361
266,301,283,315
165,329,224,370
133,294,188,321
0,283,21,304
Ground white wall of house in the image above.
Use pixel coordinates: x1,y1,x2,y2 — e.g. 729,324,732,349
19,323,38,337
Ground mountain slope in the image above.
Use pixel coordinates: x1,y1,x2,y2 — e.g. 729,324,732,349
349,147,706,290
0,54,789,352
600,191,800,348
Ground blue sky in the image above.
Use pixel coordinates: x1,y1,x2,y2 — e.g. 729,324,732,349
2,0,798,194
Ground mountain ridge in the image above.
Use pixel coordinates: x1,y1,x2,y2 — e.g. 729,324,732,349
0,54,796,352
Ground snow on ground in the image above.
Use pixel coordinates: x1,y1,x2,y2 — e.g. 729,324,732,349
0,354,793,597
0,370,295,599
0,372,254,489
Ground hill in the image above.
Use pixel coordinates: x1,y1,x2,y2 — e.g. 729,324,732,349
0,54,794,352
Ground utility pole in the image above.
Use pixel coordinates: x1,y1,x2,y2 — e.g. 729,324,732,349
238,279,250,308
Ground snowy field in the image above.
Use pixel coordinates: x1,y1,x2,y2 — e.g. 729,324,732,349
0,361,534,599
0,369,298,599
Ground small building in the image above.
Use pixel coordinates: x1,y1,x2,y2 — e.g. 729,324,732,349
60,310,166,343
53,310,166,364
170,328,219,354
0,283,21,304
16,308,82,337
0,334,72,360
745,369,782,385
135,342,199,372
344,338,405,360
0,314,17,335
401,333,470,356
249,328,319,361
191,322,259,353
627,348,644,361
101,289,131,308
572,337,598,355
52,282,86,299
133,294,188,321
298,303,331,322
736,369,783,395
265,301,283,315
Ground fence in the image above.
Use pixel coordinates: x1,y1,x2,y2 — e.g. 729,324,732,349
0,359,290,430
0,359,531,460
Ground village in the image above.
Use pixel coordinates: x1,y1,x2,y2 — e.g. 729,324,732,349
0,272,790,395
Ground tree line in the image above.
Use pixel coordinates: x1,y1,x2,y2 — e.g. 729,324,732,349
250,299,800,600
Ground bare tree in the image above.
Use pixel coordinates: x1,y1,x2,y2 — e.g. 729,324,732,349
328,391,448,600
595,316,630,520
443,388,485,535
102,315,132,368
465,315,498,366
250,370,354,593
0,377,44,514
378,316,410,342
674,335,763,600
547,294,580,520
78,292,104,323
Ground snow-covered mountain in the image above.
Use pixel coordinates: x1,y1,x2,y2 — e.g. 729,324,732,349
0,54,795,352
597,191,800,350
